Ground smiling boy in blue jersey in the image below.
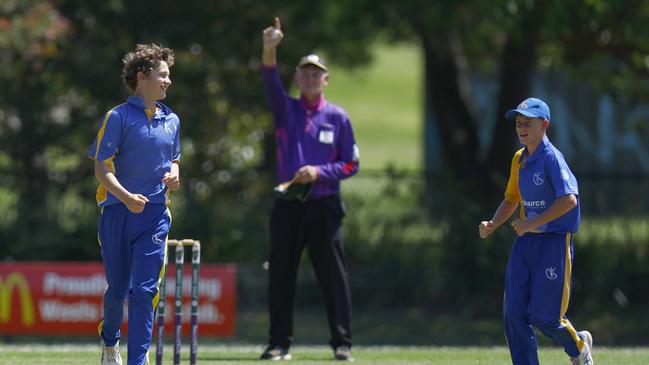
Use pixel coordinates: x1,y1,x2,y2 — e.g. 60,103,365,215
88,44,180,365
478,97,594,365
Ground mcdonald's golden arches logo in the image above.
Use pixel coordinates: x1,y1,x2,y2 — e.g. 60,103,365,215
0,272,35,326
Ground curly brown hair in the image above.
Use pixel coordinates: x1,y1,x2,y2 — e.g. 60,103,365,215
122,43,175,92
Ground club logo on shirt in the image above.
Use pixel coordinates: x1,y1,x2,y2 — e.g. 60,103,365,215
533,171,544,186
545,267,558,280
152,232,165,245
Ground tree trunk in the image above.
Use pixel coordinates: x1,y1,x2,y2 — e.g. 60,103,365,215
15,78,47,251
488,39,537,178
487,12,541,178
421,33,479,175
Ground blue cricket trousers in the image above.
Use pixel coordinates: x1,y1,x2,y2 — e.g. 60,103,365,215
98,203,170,365
504,232,585,365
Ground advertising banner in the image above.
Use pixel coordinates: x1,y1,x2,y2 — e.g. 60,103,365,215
0,262,236,337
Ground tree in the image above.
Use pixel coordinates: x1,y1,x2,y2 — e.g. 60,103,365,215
309,0,649,182
0,1,75,255
1,0,649,262
0,0,394,260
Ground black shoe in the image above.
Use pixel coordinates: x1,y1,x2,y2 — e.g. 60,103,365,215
334,346,354,361
260,345,292,360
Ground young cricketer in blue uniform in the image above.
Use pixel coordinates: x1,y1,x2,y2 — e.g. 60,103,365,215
478,98,594,365
88,44,180,365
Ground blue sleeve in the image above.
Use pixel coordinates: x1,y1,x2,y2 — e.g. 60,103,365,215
546,152,579,198
173,116,181,162
87,109,122,161
316,116,359,182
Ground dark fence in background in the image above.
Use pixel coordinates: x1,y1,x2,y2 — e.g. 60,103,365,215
578,171,649,216
232,169,649,345
3,169,647,345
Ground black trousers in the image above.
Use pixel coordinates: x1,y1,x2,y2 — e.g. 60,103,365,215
267,195,352,349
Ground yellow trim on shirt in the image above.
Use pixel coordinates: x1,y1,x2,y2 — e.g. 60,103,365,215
95,157,116,205
144,106,160,121
504,148,525,204
93,109,118,205
94,110,114,159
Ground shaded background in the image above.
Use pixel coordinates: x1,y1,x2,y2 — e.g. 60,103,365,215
2,0,649,345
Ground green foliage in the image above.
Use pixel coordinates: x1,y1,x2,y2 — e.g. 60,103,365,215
0,187,18,228
326,44,423,170
0,0,392,259
337,171,649,319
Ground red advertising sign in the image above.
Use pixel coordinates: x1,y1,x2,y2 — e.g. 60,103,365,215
0,262,236,337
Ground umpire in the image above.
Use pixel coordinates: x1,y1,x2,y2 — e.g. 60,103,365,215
260,17,359,361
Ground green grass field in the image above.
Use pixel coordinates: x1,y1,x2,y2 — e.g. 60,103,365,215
0,344,646,364
326,43,423,171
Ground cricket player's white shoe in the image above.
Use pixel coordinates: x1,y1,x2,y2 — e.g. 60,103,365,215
570,331,594,365
101,340,123,365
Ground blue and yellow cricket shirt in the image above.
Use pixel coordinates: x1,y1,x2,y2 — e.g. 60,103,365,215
504,135,580,233
87,95,181,207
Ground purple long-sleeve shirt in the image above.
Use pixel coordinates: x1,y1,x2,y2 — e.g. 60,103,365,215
262,65,359,199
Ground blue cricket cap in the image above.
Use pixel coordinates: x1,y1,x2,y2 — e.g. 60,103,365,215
505,97,551,121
